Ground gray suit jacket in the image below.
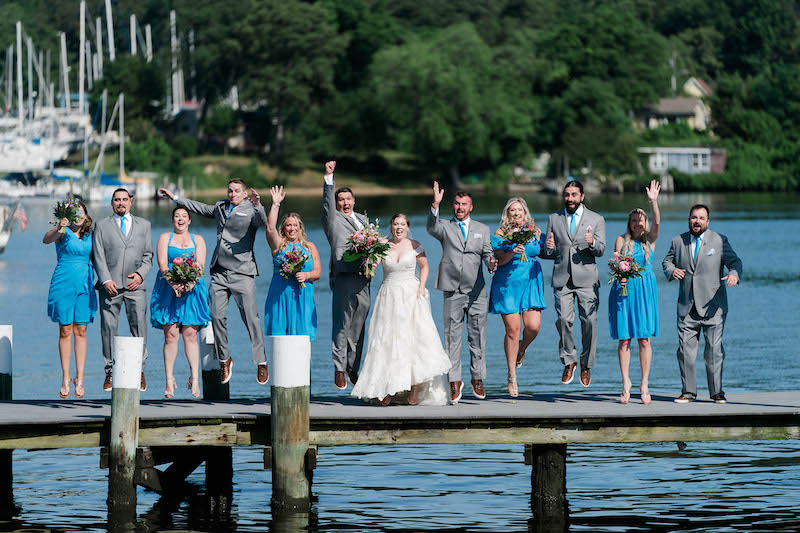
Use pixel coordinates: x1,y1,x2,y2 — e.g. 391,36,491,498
539,207,606,289
426,210,493,294
92,215,153,291
321,181,368,278
177,197,266,276
663,230,743,318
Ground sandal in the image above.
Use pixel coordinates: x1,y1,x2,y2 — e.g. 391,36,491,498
620,380,632,404
59,377,70,399
187,377,201,398
508,374,518,398
516,341,527,368
72,378,84,398
641,384,651,405
164,377,177,399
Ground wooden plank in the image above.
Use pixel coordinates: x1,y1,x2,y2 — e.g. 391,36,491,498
139,423,239,447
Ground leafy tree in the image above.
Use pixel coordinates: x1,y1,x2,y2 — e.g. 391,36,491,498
125,134,181,176
90,56,165,125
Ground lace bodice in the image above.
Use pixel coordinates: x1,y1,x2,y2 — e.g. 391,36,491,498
381,245,422,283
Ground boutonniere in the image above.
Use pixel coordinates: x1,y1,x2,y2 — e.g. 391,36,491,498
707,248,716,256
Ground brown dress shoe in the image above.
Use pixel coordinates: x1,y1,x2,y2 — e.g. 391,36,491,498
347,370,359,386
471,379,486,399
579,366,591,387
256,364,269,385
674,394,694,404
711,393,727,404
103,371,113,392
561,363,577,385
220,357,233,384
334,371,347,390
450,380,464,402
140,372,147,392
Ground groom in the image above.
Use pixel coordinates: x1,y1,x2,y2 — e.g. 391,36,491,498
321,160,371,390
662,204,742,404
427,181,495,402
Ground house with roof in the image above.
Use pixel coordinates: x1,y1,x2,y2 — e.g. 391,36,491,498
637,98,710,131
638,146,726,175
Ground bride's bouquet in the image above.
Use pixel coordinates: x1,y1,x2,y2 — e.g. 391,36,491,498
165,253,204,296
52,199,81,234
608,251,645,296
277,247,310,288
343,219,390,279
498,219,539,262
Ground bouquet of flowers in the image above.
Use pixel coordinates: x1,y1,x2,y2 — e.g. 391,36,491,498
277,247,310,288
608,251,645,296
164,253,204,297
52,199,81,234
343,219,390,278
498,219,539,262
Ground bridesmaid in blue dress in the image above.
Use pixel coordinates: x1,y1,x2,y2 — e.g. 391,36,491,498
150,207,211,398
264,186,320,341
489,197,546,397
44,201,97,399
609,180,661,404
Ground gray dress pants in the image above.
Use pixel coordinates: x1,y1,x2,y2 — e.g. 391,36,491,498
553,280,599,368
100,288,149,373
442,289,488,382
676,305,726,398
209,269,267,365
331,273,371,374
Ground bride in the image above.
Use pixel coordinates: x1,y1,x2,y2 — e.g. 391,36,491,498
351,213,451,406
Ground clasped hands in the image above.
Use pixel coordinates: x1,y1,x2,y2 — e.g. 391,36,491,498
103,272,143,296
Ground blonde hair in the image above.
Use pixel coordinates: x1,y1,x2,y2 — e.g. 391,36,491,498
621,208,652,263
500,197,541,239
278,213,309,251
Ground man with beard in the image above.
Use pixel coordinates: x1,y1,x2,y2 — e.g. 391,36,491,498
662,204,742,404
540,180,606,387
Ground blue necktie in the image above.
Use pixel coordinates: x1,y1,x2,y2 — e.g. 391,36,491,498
459,221,467,239
120,216,127,236
693,236,701,259
569,213,576,235
225,204,234,217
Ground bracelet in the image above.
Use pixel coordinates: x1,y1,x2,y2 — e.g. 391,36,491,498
271,203,280,209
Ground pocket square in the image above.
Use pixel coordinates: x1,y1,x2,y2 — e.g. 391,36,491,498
707,248,716,256
473,233,481,238
235,212,248,216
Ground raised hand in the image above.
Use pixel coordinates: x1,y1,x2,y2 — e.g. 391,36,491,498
325,160,336,175
248,187,261,208
432,181,445,207
646,179,661,202
158,187,176,200
546,229,555,251
270,185,285,205
585,225,594,246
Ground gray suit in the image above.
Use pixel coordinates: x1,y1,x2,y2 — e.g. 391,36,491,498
663,230,742,398
321,181,370,374
92,215,153,372
177,197,267,365
427,210,493,382
539,207,606,368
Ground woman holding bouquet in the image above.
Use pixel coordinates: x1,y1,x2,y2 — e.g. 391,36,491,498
609,180,661,404
150,207,211,398
44,200,97,398
264,186,320,340
490,197,546,397
351,214,451,406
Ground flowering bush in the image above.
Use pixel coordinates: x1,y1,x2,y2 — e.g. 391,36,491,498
276,247,310,288
52,199,81,234
343,219,390,278
498,219,539,262
608,251,645,296
165,253,203,296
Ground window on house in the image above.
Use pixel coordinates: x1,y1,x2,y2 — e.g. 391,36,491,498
701,154,709,168
653,153,667,170
692,154,700,168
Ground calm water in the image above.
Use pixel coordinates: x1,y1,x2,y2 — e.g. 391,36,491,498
1,190,799,532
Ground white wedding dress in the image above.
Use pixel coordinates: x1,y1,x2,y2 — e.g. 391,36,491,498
351,244,450,405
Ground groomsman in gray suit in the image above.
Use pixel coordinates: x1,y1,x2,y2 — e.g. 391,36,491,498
321,161,371,390
427,181,495,402
663,204,742,404
160,179,269,386
93,188,153,392
540,180,606,387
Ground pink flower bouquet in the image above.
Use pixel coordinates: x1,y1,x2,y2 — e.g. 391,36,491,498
277,248,310,288
498,219,539,262
165,253,203,296
343,219,390,278
608,251,644,296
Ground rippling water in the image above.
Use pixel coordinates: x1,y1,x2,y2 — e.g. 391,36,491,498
1,191,798,532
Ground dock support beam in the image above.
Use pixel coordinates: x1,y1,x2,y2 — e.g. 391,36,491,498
526,443,568,531
269,335,312,512
201,325,232,515
107,336,143,526
0,326,14,520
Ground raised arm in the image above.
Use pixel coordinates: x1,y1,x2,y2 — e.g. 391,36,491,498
248,187,267,226
160,188,217,218
426,181,446,240
43,218,68,244
265,185,285,253
321,160,337,238
645,179,661,243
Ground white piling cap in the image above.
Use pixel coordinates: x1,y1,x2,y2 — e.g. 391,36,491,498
269,335,310,388
112,336,144,389
0,325,11,375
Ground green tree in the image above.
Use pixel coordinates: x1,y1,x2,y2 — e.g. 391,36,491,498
90,56,165,125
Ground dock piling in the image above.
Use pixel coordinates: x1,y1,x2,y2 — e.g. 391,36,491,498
0,326,14,520
107,336,144,522
526,443,568,528
269,335,312,512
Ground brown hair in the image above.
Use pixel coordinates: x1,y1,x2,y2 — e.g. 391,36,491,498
77,201,93,238
390,213,410,227
621,208,652,264
229,178,248,190
278,213,309,251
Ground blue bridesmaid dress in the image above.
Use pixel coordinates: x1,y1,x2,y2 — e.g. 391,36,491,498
609,240,659,340
489,234,547,314
150,233,212,327
264,242,317,340
47,228,98,325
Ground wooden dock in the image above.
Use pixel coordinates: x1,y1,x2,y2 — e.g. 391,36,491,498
2,391,798,450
